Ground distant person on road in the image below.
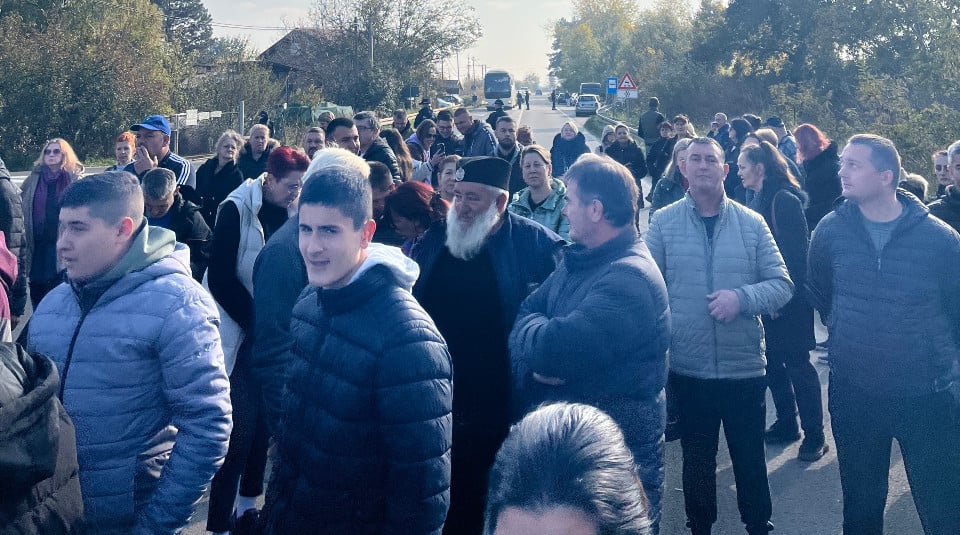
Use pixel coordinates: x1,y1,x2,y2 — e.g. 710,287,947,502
508,145,569,240
142,168,212,282
355,111,402,182
455,107,497,158
21,138,84,307
487,99,508,130
300,126,325,159
194,129,245,229
524,90,530,110
510,155,670,530
237,124,279,180
646,137,792,535
27,171,232,533
414,98,436,129
106,131,135,171
549,121,590,178
483,403,653,535
550,89,557,110
494,116,524,195
604,123,648,208
807,134,960,534
124,114,196,189
326,117,361,155
638,96,666,150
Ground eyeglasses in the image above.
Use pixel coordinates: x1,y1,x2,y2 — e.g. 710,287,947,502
43,148,61,155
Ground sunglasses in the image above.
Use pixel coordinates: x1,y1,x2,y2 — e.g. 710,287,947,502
43,148,62,155
935,164,947,171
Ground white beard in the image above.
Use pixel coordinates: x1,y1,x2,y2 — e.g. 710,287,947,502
445,202,501,261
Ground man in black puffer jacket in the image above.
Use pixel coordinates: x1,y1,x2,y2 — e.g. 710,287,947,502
0,344,84,534
260,166,453,535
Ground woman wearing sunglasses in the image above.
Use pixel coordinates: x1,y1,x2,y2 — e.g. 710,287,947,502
20,138,84,306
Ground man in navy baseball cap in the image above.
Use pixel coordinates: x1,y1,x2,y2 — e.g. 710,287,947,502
125,114,196,190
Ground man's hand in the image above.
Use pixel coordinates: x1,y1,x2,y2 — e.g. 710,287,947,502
133,146,158,174
707,289,741,323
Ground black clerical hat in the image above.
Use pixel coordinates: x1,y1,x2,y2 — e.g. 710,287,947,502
456,157,511,191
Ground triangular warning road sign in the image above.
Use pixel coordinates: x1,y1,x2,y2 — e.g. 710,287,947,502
618,73,637,90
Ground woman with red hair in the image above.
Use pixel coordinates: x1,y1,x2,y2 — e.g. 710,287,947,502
385,181,449,257
794,123,840,228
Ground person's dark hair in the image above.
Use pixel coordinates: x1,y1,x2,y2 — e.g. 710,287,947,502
648,97,659,108
740,142,804,217
299,165,372,229
484,403,651,535
453,107,470,117
847,134,902,188
564,153,638,227
899,172,928,200
142,168,177,200
380,128,414,181
385,181,449,233
368,161,394,192
793,123,831,163
495,115,516,128
729,118,753,146
436,110,454,122
325,117,355,138
267,146,310,178
659,122,675,133
416,119,437,142
61,171,144,226
688,136,725,160
742,113,762,131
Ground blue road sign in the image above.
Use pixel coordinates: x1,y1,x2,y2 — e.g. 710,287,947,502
607,77,618,94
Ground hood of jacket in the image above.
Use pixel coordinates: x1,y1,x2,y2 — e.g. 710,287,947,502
0,345,60,489
240,138,280,159
349,242,420,292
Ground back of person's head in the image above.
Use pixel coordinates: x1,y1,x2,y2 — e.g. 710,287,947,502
317,110,336,123
267,146,310,178
900,172,928,200
946,140,960,165
753,128,779,147
61,171,143,227
141,168,177,200
380,128,411,157
742,113,762,131
385,181,448,230
368,161,394,192
564,153,638,227
793,123,830,162
648,97,659,108
325,117,355,138
729,118,753,144
484,402,651,535
847,134,902,185
299,165,372,229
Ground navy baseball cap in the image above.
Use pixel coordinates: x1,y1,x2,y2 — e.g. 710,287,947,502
130,115,171,136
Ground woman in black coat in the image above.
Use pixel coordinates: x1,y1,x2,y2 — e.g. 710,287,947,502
195,130,246,229
645,121,678,200
738,142,827,462
794,123,841,229
605,123,649,207
723,118,752,200
549,121,590,177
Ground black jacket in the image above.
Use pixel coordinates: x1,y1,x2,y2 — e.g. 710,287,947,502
646,136,677,180
927,185,960,234
807,191,960,396
363,137,402,182
261,262,453,535
194,157,245,229
605,139,648,183
802,141,841,228
0,160,26,316
157,194,212,281
550,132,591,177
413,108,436,129
0,345,83,534
237,139,279,180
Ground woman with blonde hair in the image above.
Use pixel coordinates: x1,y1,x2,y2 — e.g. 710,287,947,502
20,138,83,306
195,130,245,228
550,120,589,177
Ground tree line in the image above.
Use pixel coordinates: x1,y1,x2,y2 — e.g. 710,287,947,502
550,0,960,175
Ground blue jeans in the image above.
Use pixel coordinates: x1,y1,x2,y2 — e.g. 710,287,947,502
829,376,960,534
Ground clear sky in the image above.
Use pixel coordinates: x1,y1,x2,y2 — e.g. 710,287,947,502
203,0,574,86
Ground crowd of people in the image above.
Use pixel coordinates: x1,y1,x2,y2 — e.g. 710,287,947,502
0,95,958,535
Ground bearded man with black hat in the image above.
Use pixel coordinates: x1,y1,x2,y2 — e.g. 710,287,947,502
413,156,564,535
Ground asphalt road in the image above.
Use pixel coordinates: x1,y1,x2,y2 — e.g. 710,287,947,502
11,96,923,534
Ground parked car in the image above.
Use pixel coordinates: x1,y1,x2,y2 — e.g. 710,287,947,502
535,89,543,95
575,94,599,116
440,94,463,106
556,92,569,105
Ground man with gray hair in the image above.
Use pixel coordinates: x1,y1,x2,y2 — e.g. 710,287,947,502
142,168,211,281
413,156,563,534
646,137,792,535
808,134,960,534
928,141,960,233
354,111,402,182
